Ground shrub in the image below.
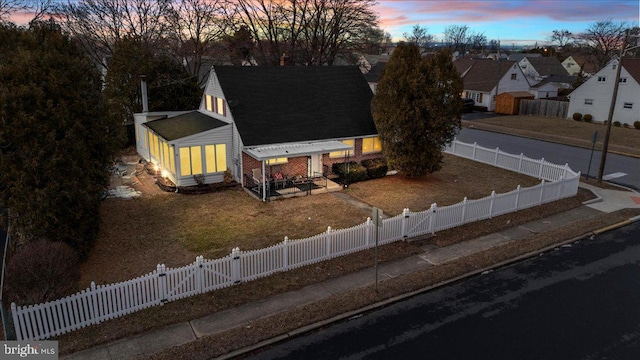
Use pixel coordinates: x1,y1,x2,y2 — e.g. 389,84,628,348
5,240,80,305
332,162,369,184
361,158,388,179
583,114,593,122
623,123,630,128
634,121,640,130
572,112,582,121
613,121,621,127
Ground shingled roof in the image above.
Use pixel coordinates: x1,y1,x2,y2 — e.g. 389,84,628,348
622,58,640,84
144,111,228,141
453,59,517,92
524,57,569,76
213,66,377,147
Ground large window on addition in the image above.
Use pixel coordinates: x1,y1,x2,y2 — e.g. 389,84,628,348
362,136,382,154
329,139,355,158
180,144,227,176
205,144,227,173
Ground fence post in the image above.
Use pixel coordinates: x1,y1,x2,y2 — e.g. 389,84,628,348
157,264,168,304
11,303,21,341
90,282,99,325
515,185,521,210
365,218,372,247
195,256,203,295
461,197,467,223
231,247,241,285
452,138,457,153
538,158,545,178
472,142,478,159
489,191,496,218
283,237,289,271
429,203,437,234
564,163,569,180
401,208,410,239
326,226,332,259
539,180,545,203
494,147,499,165
518,153,524,172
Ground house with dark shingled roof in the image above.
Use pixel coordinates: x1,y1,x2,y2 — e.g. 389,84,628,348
567,58,640,126
134,66,382,200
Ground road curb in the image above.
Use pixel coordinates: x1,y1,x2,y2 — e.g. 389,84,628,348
215,230,600,359
462,123,640,160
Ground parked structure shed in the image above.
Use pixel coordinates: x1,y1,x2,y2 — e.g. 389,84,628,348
495,91,535,115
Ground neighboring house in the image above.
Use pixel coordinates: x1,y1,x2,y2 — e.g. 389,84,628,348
134,66,382,200
507,53,541,62
518,56,570,83
561,54,599,77
567,58,640,126
529,74,577,98
454,59,531,111
364,61,386,93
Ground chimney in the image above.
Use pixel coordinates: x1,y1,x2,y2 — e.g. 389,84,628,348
280,53,290,66
140,75,149,112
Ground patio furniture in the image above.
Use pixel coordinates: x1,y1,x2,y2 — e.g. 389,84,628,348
272,171,287,189
252,168,264,190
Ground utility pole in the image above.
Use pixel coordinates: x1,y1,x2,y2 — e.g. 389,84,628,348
597,30,628,184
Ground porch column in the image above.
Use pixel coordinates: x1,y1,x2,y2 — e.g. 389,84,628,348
262,160,267,202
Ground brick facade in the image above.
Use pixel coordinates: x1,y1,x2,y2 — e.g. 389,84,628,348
242,138,384,187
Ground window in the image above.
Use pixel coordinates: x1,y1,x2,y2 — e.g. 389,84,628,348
329,139,355,158
510,73,517,80
266,157,288,165
584,99,593,105
205,95,213,111
597,76,606,82
205,144,227,173
216,97,226,116
179,146,204,176
362,136,382,154
623,102,633,109
619,77,628,84
469,92,482,103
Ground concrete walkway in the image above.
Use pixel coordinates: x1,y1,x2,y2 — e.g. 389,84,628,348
62,184,640,360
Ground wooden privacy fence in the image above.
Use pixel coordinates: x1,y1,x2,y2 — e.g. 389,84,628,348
12,140,580,341
519,99,569,118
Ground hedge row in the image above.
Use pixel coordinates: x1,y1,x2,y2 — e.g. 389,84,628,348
332,158,388,184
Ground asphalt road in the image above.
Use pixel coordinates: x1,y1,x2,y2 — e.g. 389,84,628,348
245,221,640,360
456,127,640,191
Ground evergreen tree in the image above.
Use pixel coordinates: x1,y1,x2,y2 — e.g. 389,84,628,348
0,21,121,256
371,43,463,176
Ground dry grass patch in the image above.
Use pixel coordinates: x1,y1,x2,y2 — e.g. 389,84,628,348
345,153,541,215
466,115,640,156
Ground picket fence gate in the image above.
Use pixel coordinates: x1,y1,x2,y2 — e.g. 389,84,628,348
11,140,580,341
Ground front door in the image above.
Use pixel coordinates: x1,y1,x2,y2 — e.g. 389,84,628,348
309,154,322,177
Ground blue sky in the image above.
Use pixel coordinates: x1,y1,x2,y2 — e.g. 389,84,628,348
375,0,640,46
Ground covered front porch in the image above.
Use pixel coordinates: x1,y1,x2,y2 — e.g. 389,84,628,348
243,141,352,201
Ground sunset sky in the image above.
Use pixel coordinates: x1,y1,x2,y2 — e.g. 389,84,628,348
375,0,640,46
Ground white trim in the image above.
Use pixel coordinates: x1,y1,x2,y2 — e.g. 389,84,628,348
245,141,354,161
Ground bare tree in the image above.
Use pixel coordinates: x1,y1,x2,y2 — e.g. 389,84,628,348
403,24,434,52
577,19,627,68
469,31,486,52
0,0,27,23
549,29,573,47
166,0,229,85
233,0,378,65
57,0,172,68
444,24,470,53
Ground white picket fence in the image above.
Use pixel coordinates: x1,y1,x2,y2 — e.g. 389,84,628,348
11,140,580,341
